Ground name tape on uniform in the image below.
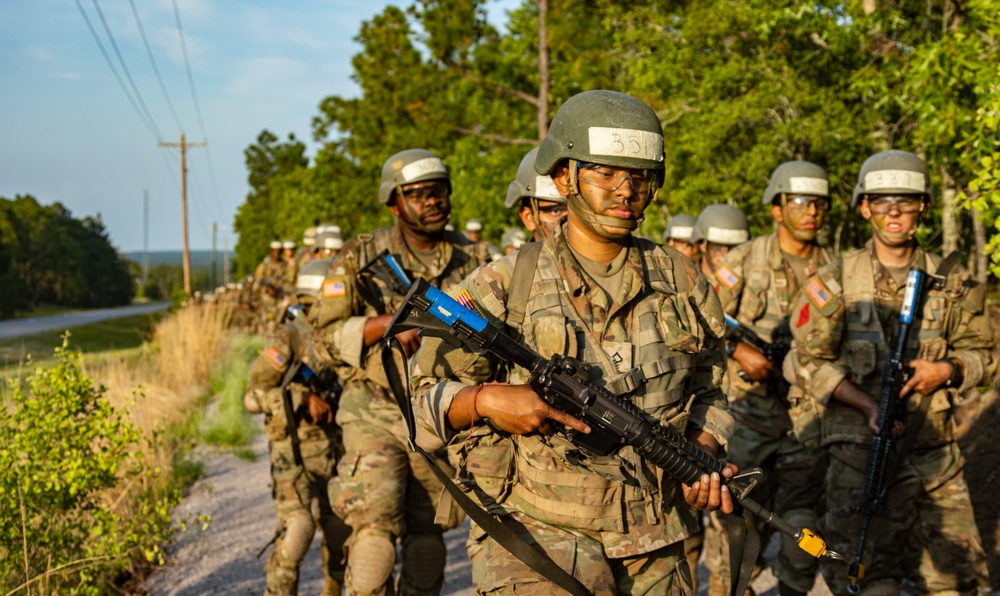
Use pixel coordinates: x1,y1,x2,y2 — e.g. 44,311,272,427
401,157,447,182
705,227,749,245
588,127,663,162
323,280,347,297
864,170,925,193
534,175,562,199
298,274,325,293
263,346,287,370
789,177,829,196
670,225,693,240
715,266,740,290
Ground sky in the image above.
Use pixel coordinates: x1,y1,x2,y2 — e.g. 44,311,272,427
0,0,520,252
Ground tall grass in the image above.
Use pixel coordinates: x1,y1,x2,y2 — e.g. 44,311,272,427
203,333,265,455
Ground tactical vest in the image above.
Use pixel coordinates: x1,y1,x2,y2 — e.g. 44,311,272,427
459,239,715,553
825,249,957,449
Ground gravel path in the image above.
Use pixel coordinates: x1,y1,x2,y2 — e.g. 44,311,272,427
142,415,830,595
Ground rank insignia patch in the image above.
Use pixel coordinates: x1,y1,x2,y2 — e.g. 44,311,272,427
805,278,832,309
715,266,740,290
263,346,287,369
323,280,346,297
453,288,483,317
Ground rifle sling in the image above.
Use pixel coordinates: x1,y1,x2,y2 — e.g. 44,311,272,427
381,337,592,596
280,360,304,467
503,241,543,337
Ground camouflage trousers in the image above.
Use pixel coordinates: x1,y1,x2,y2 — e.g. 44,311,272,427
820,442,988,596
466,511,693,595
703,425,827,595
329,394,458,596
266,429,351,596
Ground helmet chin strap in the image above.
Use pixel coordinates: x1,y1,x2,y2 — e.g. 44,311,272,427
567,161,642,240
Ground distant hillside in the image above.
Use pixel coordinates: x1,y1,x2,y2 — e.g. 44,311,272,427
123,250,229,269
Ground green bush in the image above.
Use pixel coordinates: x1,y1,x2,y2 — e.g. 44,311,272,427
0,341,177,594
203,333,263,452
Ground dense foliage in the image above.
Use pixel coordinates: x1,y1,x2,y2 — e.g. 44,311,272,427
232,0,1000,278
0,195,135,317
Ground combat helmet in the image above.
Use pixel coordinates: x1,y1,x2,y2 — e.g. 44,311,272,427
465,218,483,233
505,147,566,209
501,227,527,251
302,227,317,247
691,204,750,246
852,150,932,207
763,161,829,205
663,214,696,242
378,149,450,205
316,230,344,251
295,258,333,303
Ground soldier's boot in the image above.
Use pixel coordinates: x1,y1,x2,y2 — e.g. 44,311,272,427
398,533,446,595
345,528,396,596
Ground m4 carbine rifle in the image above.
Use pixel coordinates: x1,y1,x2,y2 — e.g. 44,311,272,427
385,278,843,566
357,249,412,314
724,313,791,401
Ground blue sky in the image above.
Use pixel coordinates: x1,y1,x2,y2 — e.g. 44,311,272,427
0,0,520,252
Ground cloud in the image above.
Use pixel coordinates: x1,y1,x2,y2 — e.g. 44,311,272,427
225,57,311,100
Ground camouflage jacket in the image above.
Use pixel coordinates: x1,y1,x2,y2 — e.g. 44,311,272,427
788,240,996,452
310,223,492,417
715,233,832,436
255,256,287,289
410,224,733,558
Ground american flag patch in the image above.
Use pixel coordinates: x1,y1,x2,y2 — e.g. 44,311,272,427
453,288,483,317
805,278,832,309
715,266,739,290
263,346,287,369
323,280,346,297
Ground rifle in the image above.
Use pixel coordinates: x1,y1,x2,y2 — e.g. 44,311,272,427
846,268,925,594
724,313,791,402
357,249,412,314
385,278,843,574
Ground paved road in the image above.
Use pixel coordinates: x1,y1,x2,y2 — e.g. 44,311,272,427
0,302,170,340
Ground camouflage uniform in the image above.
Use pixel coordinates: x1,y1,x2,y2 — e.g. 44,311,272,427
257,256,288,332
788,240,995,594
703,234,831,594
312,223,491,596
410,224,734,594
245,320,351,596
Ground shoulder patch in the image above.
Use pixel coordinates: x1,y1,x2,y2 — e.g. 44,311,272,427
263,346,287,370
715,266,740,290
453,288,484,317
796,302,810,328
804,277,833,309
323,280,346,297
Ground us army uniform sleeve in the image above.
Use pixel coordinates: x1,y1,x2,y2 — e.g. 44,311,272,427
245,328,292,415
713,242,752,316
942,269,997,392
309,243,370,369
679,255,735,449
409,255,516,445
787,262,847,406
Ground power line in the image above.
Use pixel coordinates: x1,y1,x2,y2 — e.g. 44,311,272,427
90,0,164,141
128,0,184,134
74,0,159,139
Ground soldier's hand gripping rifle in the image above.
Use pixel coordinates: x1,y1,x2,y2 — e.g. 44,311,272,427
846,268,926,594
386,278,843,568
724,314,792,402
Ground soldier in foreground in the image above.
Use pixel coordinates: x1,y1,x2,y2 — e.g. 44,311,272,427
244,258,351,596
313,149,492,595
505,146,569,241
788,150,995,594
703,161,833,596
691,204,750,279
663,213,698,260
410,90,736,593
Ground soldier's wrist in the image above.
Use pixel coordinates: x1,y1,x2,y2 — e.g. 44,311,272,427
938,358,962,389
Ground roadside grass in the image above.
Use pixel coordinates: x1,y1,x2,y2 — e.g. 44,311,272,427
203,333,264,459
0,311,167,370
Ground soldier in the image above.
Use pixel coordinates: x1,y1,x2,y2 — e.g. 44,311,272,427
505,146,569,241
788,150,995,594
691,204,750,279
297,227,317,268
702,161,833,596
282,240,299,292
256,240,286,283
257,241,288,333
245,258,352,596
464,218,484,241
315,229,344,259
500,227,527,254
409,90,737,593
312,148,493,595
663,213,698,260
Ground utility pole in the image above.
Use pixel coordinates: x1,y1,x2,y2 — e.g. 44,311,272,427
211,222,218,289
223,238,230,285
143,189,149,287
158,133,206,297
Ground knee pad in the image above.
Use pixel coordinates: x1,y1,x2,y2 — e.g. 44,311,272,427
347,529,396,594
279,511,315,564
401,533,446,592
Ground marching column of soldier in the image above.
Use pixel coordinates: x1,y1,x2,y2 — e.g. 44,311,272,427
183,89,998,596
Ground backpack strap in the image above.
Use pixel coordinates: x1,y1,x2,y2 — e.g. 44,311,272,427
503,241,543,335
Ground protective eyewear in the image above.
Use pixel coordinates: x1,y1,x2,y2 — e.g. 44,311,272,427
401,181,449,203
536,204,568,215
784,195,829,211
867,195,924,215
706,242,732,255
577,162,656,199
